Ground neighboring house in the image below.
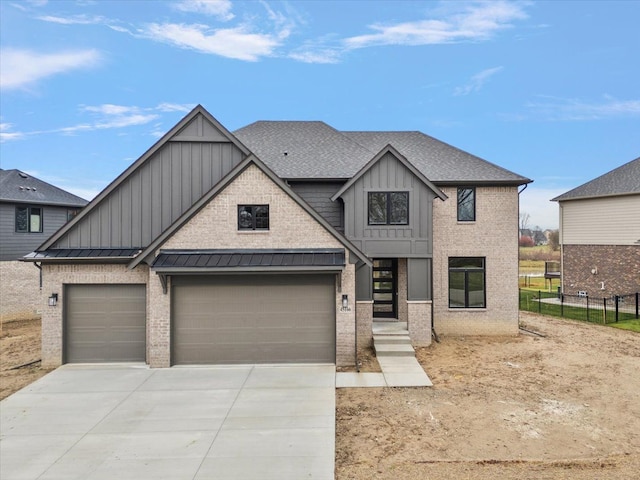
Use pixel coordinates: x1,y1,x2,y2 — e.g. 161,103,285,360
23,106,531,368
552,157,640,296
0,169,87,321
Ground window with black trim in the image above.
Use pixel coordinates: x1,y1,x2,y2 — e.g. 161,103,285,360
15,206,43,233
449,257,485,308
238,205,269,230
368,192,409,225
457,187,475,221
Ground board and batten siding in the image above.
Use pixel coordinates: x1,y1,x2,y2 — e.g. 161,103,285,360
288,181,345,232
0,203,70,260
560,194,640,245
52,141,246,249
341,152,437,257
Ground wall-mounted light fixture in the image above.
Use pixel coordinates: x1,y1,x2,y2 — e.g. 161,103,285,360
342,294,348,309
48,293,58,307
591,267,598,275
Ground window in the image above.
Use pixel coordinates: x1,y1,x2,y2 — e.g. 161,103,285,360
449,257,485,308
15,206,42,233
368,192,409,225
67,209,80,222
238,205,269,230
457,187,475,221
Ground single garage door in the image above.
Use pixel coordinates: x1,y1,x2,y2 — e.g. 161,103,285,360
172,275,335,364
64,284,146,363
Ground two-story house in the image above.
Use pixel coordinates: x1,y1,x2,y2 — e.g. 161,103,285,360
553,157,640,296
0,169,87,321
24,106,531,368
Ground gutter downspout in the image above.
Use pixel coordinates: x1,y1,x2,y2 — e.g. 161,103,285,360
34,262,42,289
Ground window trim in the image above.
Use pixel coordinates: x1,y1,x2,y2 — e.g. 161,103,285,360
448,257,486,309
237,204,269,231
367,191,409,226
15,206,43,233
457,187,476,222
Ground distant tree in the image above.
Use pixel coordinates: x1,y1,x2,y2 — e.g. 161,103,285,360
519,212,531,233
519,235,535,247
548,230,560,251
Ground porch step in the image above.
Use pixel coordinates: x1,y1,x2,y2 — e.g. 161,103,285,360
373,335,411,345
374,343,416,357
372,321,408,335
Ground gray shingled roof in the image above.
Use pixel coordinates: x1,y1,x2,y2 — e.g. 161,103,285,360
553,157,640,201
0,169,88,207
234,121,531,184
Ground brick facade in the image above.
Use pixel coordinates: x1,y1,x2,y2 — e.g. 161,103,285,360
40,264,148,367
562,244,640,296
397,258,408,323
432,186,520,336
38,165,359,368
407,301,432,346
0,261,41,322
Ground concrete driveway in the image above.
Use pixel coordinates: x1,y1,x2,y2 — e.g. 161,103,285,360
0,364,335,480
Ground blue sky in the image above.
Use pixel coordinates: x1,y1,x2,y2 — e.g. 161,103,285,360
1,0,638,229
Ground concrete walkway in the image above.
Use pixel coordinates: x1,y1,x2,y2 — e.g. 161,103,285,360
336,321,433,388
1,364,335,480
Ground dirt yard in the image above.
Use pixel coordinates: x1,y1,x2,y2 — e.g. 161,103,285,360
337,312,640,479
0,318,52,400
2,314,639,478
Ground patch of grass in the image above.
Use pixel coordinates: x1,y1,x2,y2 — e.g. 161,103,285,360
519,245,560,262
608,319,640,333
519,289,640,332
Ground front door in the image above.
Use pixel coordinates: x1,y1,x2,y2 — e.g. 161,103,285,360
373,259,397,318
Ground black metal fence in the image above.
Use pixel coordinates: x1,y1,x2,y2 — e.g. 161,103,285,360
519,289,640,324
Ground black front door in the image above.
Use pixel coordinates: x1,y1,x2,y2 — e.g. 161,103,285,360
373,259,397,318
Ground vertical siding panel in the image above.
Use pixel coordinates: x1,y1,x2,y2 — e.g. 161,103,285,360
181,143,191,214
130,169,140,247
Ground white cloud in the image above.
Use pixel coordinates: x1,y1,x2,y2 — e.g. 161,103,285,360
289,48,341,64
173,0,234,21
526,95,640,121
343,1,528,49
156,102,196,113
454,66,504,96
0,48,102,90
78,104,160,130
0,122,25,142
140,22,281,61
37,14,106,25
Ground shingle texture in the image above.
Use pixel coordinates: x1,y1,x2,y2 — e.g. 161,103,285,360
234,122,530,184
553,157,640,201
0,169,88,206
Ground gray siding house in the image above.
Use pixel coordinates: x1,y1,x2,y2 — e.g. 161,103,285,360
24,106,530,368
553,157,640,296
0,169,87,321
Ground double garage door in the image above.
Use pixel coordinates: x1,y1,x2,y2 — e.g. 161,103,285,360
64,275,335,364
171,275,336,364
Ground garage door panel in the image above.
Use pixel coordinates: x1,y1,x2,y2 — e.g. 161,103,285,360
65,285,146,363
172,275,335,365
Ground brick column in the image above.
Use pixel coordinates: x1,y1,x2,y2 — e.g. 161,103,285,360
408,300,432,346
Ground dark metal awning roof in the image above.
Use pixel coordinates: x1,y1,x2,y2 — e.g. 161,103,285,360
152,249,346,273
23,248,142,262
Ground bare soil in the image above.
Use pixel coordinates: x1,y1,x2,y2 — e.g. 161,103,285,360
0,318,52,400
337,312,640,479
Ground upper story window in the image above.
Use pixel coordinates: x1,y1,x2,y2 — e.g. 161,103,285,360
67,209,80,222
15,206,43,233
368,192,409,225
449,257,485,308
457,187,476,222
238,205,269,231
